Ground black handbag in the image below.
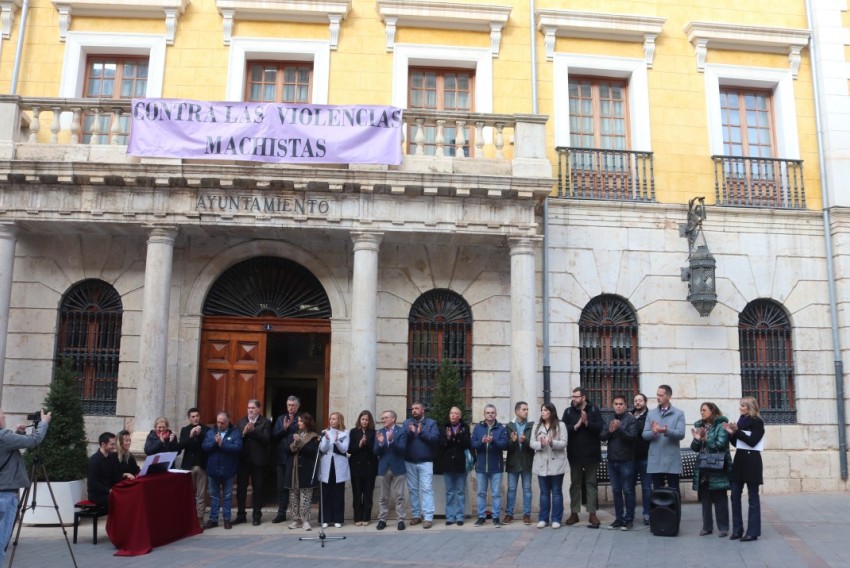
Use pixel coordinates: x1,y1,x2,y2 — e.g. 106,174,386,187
697,450,725,471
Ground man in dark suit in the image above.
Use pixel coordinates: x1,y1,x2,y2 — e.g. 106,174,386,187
271,396,300,523
179,407,210,528
373,409,408,531
235,399,271,526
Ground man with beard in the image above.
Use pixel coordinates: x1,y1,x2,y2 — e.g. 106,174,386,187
562,387,604,527
631,393,652,524
402,402,439,529
235,399,271,526
179,407,210,528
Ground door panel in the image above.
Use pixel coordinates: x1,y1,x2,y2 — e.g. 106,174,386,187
198,331,266,425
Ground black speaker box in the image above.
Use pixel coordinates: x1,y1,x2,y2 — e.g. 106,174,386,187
649,487,680,536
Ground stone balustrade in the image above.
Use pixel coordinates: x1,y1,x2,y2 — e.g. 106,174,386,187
0,96,550,175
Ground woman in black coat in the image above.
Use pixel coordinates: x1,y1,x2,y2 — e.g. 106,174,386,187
723,396,765,542
285,413,320,531
348,410,378,526
439,406,471,526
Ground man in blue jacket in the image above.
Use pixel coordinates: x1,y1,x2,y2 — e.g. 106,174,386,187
203,411,243,530
403,402,439,529
470,404,508,528
373,409,408,531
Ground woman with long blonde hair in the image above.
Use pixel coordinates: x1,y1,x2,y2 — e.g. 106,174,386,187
722,396,765,542
319,412,350,528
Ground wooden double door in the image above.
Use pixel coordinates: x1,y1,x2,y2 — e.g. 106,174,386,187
197,316,330,427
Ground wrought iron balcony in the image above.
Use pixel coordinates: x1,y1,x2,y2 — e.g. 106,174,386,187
712,155,805,209
555,147,655,202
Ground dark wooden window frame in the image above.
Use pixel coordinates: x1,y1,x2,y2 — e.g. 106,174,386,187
55,279,123,416
578,294,639,412
244,60,314,103
407,66,475,157
82,55,149,144
739,299,796,424
407,289,472,414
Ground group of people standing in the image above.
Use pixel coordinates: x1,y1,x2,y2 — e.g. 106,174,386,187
86,387,765,541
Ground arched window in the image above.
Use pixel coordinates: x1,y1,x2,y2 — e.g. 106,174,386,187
54,279,123,415
579,295,639,410
739,299,795,424
407,289,472,412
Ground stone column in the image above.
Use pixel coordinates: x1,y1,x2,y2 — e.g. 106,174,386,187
349,232,383,415
509,236,539,408
0,223,17,402
134,226,177,432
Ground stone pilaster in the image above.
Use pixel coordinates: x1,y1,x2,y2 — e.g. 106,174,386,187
349,231,383,415
134,226,177,433
509,236,539,408
0,222,16,402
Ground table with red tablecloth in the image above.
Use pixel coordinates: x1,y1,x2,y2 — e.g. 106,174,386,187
106,471,202,556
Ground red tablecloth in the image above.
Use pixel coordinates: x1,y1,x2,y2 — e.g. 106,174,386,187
106,472,202,556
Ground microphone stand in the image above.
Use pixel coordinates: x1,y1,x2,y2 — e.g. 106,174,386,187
299,434,345,548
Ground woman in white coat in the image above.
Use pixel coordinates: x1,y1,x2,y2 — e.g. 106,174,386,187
319,412,350,527
530,402,569,529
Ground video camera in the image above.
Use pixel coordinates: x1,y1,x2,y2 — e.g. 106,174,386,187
26,411,41,424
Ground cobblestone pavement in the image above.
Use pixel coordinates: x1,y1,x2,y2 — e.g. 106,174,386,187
7,492,849,568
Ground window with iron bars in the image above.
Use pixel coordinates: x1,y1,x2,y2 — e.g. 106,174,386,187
407,289,472,414
579,295,639,411
54,279,123,415
739,299,796,424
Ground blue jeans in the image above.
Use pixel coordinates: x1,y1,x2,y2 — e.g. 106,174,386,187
731,480,761,537
608,460,636,524
476,471,502,519
537,474,564,524
405,461,434,521
634,458,651,518
0,491,19,564
506,470,533,517
208,475,234,522
444,472,467,522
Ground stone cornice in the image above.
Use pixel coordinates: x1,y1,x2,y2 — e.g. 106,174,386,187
684,21,810,78
0,159,554,202
50,0,189,44
215,0,351,47
535,9,665,67
376,0,512,56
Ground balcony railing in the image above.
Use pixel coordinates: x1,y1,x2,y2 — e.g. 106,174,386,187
0,97,540,164
556,147,655,202
712,155,805,209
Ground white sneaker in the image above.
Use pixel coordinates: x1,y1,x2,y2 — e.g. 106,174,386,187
537,521,547,529
288,521,302,530
321,523,328,528
303,521,312,531
551,522,561,529
334,523,342,528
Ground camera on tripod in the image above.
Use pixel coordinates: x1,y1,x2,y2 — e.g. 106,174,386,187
26,411,41,424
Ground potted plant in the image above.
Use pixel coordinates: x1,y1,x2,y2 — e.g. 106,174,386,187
24,358,89,525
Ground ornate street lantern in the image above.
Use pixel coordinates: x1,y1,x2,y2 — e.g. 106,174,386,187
680,197,717,317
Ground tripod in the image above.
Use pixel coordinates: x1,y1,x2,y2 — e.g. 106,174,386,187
299,445,345,548
7,448,78,568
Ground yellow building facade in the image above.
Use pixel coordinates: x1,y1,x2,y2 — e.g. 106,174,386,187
0,0,847,499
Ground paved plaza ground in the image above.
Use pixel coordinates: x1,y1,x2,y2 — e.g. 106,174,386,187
7,491,849,568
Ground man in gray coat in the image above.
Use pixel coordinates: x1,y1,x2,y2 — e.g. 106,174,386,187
0,409,51,564
641,384,686,492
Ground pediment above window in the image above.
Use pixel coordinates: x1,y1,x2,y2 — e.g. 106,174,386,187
50,0,189,44
215,0,351,48
536,9,665,67
376,0,512,57
685,21,810,78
